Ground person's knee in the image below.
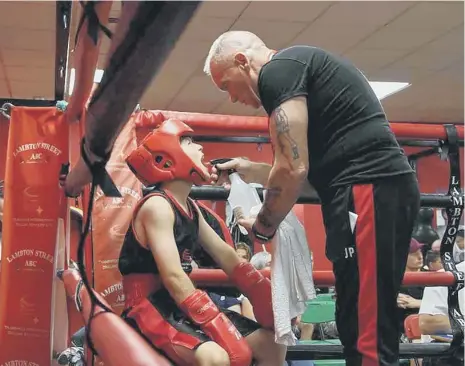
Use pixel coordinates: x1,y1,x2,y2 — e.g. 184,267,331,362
195,341,231,366
247,329,287,365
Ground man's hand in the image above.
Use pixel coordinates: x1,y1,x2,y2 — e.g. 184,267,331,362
237,217,274,244
59,157,92,197
237,217,256,241
210,157,273,188
210,157,253,189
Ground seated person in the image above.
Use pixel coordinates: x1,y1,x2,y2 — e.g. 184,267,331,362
419,259,465,337
119,119,286,366
208,292,255,322
419,260,464,366
236,242,252,262
431,239,441,252
425,250,443,271
431,230,464,264
398,239,425,337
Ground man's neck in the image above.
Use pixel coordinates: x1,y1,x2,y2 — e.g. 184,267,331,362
161,180,192,205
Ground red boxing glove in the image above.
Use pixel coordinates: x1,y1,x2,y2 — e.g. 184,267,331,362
180,290,252,366
230,262,274,329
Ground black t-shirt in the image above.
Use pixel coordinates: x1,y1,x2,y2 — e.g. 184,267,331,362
258,46,413,198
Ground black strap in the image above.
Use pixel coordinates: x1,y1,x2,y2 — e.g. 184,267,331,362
252,222,276,243
75,181,114,357
80,138,121,198
75,1,112,50
440,124,464,358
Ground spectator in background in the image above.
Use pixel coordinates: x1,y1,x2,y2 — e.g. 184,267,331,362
430,228,463,264
398,239,425,338
431,239,441,253
419,260,465,366
236,242,252,262
207,291,256,321
419,260,465,337
425,250,443,271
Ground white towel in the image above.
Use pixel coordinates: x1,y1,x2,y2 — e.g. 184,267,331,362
270,210,316,346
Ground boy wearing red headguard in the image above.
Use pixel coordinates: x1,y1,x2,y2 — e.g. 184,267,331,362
119,119,286,366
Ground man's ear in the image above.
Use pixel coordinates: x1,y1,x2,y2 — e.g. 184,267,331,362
234,53,248,69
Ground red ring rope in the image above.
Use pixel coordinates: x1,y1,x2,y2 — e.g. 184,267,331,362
190,269,457,287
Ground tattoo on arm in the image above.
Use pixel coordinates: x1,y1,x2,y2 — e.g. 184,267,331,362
274,107,300,160
257,186,283,229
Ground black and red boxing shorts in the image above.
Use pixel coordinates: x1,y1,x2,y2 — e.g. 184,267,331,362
122,289,260,365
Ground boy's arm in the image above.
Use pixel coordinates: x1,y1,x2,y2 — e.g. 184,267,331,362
196,210,243,275
196,209,275,329
138,196,196,304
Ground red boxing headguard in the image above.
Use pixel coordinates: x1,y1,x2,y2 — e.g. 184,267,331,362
126,119,209,186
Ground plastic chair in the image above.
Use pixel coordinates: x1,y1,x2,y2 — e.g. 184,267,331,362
301,301,336,325
300,301,344,365
404,314,422,340
403,314,421,366
316,293,335,302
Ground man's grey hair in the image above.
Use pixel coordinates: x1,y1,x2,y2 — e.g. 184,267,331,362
203,31,266,76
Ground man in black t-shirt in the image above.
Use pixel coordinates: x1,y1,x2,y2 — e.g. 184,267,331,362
204,31,420,366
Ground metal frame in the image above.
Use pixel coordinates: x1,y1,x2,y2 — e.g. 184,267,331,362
0,99,56,107
286,343,451,361
189,186,459,208
193,135,464,148
55,1,72,101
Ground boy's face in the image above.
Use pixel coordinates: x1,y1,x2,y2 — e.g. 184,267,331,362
180,137,209,176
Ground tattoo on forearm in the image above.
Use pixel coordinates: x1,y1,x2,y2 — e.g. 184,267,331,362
274,107,300,160
257,186,282,229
